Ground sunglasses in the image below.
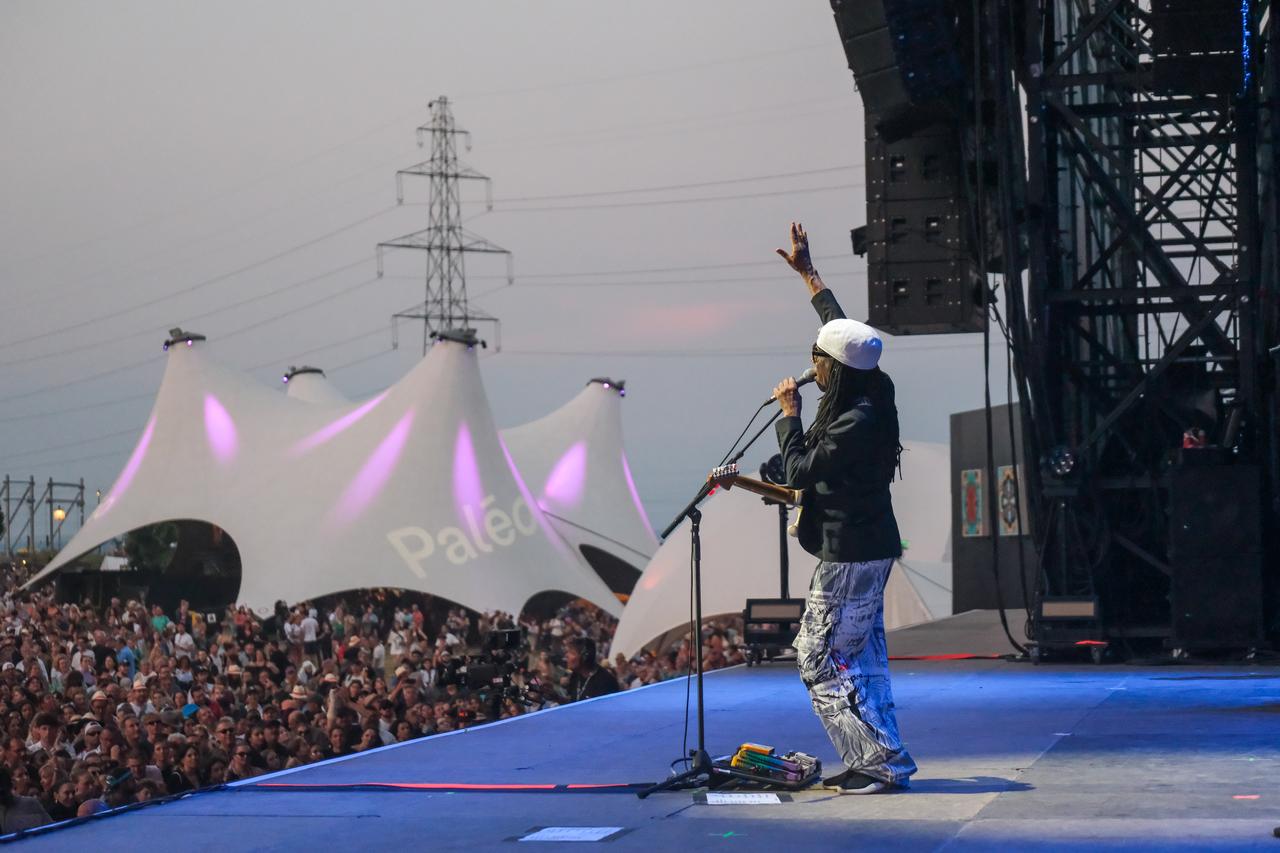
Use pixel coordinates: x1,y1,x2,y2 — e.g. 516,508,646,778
811,346,829,361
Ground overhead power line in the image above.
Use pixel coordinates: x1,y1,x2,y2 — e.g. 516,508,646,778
471,270,868,291
4,444,140,472
2,426,143,465
477,95,852,152
248,325,391,372
0,207,395,357
0,274,394,417
7,163,860,362
219,276,381,342
0,392,153,426
0,270,381,404
489,165,859,203
496,338,987,358
439,252,855,282
0,355,160,407
3,41,835,279
0,257,373,370
461,41,831,101
327,347,398,375
478,182,865,214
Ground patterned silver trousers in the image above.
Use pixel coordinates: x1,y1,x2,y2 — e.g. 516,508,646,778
794,558,917,785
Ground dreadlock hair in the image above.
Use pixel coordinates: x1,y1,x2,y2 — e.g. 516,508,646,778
804,362,904,479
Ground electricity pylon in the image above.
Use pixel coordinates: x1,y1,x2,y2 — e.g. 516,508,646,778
377,96,511,353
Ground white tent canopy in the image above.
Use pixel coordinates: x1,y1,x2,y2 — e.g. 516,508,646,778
888,440,954,619
26,339,622,619
283,367,350,405
610,439,951,659
501,379,659,592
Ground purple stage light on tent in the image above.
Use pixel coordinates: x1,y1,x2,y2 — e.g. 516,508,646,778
96,416,157,516
332,409,415,523
453,422,485,516
203,394,238,464
621,450,657,539
542,441,587,509
291,391,388,456
500,437,572,557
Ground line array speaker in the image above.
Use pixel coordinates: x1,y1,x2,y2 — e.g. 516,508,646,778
864,119,985,334
830,0,965,142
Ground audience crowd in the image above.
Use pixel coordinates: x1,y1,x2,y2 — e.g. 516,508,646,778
0,560,745,832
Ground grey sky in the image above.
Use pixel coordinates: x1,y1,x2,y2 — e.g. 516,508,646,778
1,1,1012,542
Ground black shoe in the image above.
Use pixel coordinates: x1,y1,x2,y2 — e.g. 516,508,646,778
820,768,851,788
826,770,890,795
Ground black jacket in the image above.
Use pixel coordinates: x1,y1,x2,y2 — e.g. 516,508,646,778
566,666,620,701
775,289,903,563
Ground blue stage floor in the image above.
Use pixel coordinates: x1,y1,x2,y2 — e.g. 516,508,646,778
11,612,1280,851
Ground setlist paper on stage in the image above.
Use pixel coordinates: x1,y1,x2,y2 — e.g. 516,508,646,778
704,792,782,805
518,826,627,842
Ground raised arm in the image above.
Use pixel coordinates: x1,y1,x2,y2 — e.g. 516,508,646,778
775,221,846,322
776,221,826,297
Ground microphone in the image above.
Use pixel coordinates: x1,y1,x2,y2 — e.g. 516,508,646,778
765,367,818,406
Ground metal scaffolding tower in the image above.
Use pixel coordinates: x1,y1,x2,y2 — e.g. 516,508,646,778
376,96,512,353
1011,0,1279,654
1,475,85,557
830,0,1278,657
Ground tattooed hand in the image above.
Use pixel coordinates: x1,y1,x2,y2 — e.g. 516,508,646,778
775,221,815,276
772,376,801,418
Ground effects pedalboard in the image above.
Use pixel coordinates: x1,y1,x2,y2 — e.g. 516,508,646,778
712,743,822,790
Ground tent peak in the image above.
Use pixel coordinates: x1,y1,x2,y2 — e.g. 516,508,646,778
283,365,327,384
433,328,487,349
587,377,625,396
163,327,206,351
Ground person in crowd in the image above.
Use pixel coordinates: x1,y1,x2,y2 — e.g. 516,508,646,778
559,638,620,702
171,745,202,793
0,766,50,833
224,742,257,782
101,767,137,809
46,778,77,822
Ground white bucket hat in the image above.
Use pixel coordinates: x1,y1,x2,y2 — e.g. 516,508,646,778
816,318,883,370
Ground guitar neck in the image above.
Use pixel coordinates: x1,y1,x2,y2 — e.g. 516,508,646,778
724,475,801,506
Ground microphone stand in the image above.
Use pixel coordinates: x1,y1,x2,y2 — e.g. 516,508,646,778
638,408,784,798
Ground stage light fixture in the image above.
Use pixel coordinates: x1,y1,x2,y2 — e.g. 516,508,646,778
283,366,325,385
163,328,207,351
1043,445,1077,478
589,377,626,396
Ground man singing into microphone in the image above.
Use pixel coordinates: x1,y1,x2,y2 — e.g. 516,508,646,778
772,222,916,795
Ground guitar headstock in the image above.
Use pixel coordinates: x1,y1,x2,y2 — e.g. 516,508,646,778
708,463,740,490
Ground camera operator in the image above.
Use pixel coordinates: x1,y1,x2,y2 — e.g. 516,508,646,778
461,628,522,719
